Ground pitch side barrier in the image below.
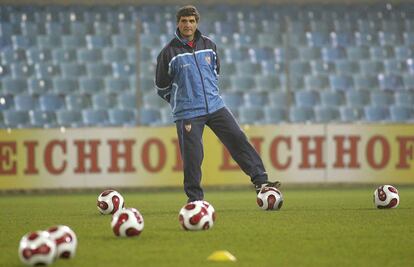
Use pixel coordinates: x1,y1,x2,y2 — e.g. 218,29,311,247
0,124,413,190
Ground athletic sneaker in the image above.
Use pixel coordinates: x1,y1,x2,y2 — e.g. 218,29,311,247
255,181,282,195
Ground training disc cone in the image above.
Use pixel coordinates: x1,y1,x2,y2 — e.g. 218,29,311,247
207,250,237,262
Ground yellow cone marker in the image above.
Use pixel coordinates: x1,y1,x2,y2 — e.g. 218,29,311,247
207,250,237,262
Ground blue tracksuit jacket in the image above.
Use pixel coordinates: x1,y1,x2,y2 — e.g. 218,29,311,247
155,29,225,121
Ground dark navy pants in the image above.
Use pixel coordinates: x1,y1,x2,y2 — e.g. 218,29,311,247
176,107,268,202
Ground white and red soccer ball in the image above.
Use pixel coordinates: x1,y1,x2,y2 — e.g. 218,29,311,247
47,225,77,259
373,185,400,209
18,231,57,266
97,190,125,215
178,200,215,231
257,187,284,211
111,208,144,237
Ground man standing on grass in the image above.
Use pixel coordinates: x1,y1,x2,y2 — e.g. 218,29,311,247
155,5,281,202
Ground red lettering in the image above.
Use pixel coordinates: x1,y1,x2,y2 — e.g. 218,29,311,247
74,140,101,173
44,140,67,175
366,135,390,169
299,136,326,169
24,141,39,174
0,142,17,174
142,138,166,172
269,136,291,170
395,136,414,169
333,136,361,168
107,140,136,173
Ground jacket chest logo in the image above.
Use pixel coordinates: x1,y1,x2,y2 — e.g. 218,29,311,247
205,56,211,65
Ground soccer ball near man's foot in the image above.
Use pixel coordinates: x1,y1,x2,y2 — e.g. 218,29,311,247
257,187,284,211
111,208,144,237
179,201,215,231
373,185,399,209
18,231,57,266
46,225,77,259
97,189,125,215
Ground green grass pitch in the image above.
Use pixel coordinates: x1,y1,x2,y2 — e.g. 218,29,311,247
1,187,413,267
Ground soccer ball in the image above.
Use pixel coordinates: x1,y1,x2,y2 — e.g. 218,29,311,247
18,231,57,266
97,189,125,215
178,201,215,231
257,187,284,211
111,208,144,237
47,225,77,259
373,185,399,209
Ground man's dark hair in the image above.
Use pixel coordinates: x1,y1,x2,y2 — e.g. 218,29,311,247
176,5,200,23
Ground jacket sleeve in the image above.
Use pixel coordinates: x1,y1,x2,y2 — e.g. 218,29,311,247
155,49,172,103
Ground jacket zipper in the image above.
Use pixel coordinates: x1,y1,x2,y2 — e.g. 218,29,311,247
192,48,209,114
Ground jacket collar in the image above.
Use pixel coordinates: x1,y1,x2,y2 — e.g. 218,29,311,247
175,28,202,47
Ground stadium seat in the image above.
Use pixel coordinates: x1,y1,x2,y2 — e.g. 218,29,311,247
346,89,370,108
321,47,346,62
87,63,111,77
238,106,264,124
86,35,111,49
1,48,26,64
56,110,83,127
369,46,395,60
102,48,127,63
304,74,329,90
359,61,384,76
339,106,363,122
403,74,414,90
320,90,344,107
139,107,161,125
118,92,137,109
403,32,414,46
218,76,232,91
353,75,379,90
82,109,109,126
254,75,281,91
306,31,330,47
314,106,340,123
289,61,311,76
294,90,319,107
36,36,61,49
378,31,402,46
394,46,412,60
112,63,135,77
60,63,85,78
69,21,92,35
29,110,57,128
378,74,404,91
65,94,91,110
244,91,268,107
14,94,37,111
78,77,104,94
51,48,77,63
61,35,86,49
3,110,30,128
39,94,64,111
330,32,355,47
383,59,406,75
10,63,34,78
289,106,315,123
104,77,130,92
91,93,117,109
263,106,287,124
26,48,52,64
11,35,36,49
221,91,244,110
235,62,261,75
230,75,255,92
335,60,358,75
52,78,78,94
77,48,102,63
28,78,52,94
93,22,117,35
2,78,27,94
297,46,321,61
370,91,394,107
346,46,370,60
0,95,14,111
310,60,335,75
389,105,413,122
329,75,354,91
108,108,136,126
364,106,390,122
354,32,378,46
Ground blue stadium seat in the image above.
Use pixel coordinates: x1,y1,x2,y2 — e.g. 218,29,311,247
118,92,136,109
249,47,276,62
93,22,117,35
36,36,61,49
45,22,69,35
139,77,154,93
60,63,86,78
39,94,64,111
34,63,60,79
82,109,109,126
329,75,354,91
304,74,329,90
2,78,27,94
20,22,44,37
56,110,83,127
235,62,261,75
346,89,370,108
394,46,412,60
244,91,268,107
257,33,283,47
378,32,402,46
61,35,86,49
289,61,311,76
3,110,30,128
389,105,413,122
394,91,414,107
10,63,34,78
359,60,384,75
111,34,135,48
104,77,130,92
108,108,136,126
221,91,243,110
77,48,102,63
65,94,91,110
14,94,37,111
52,78,78,94
403,32,414,46
339,106,363,122
254,75,281,91
263,106,287,124
297,46,321,61
0,95,14,111
310,60,334,75
370,91,394,107
306,31,330,47
238,106,264,124
218,76,231,91
11,35,36,49
26,48,52,64
220,63,236,75
381,20,402,32
143,92,167,108
383,59,406,75
364,106,390,122
354,32,378,46
294,90,319,107
69,21,92,35
321,47,346,62
330,32,355,47
112,63,135,77
29,110,57,128
79,77,104,94
333,19,355,32
346,46,370,60
314,106,340,123
139,107,161,125
1,48,26,64
289,106,314,123
353,75,379,90
230,75,255,92
223,47,249,62
28,78,52,94
403,74,414,90
378,74,404,90
102,48,127,63
320,90,344,107
91,93,117,109
51,48,77,63
86,35,111,49
369,46,394,60
335,60,358,75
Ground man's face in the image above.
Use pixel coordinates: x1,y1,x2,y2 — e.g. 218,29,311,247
177,16,198,40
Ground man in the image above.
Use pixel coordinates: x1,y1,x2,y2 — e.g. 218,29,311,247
155,5,280,202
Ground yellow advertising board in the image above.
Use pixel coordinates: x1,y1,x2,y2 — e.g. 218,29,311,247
0,124,413,190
